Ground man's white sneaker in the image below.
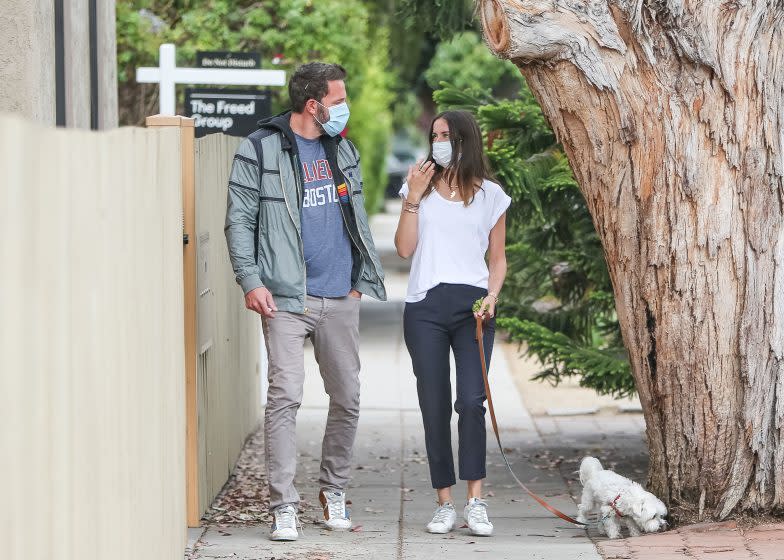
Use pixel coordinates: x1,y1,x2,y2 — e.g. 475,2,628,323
320,490,352,530
426,502,457,534
270,504,300,541
464,498,493,536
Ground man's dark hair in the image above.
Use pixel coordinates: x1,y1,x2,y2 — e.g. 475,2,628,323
289,62,347,113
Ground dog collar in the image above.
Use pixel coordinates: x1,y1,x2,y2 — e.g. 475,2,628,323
609,494,624,517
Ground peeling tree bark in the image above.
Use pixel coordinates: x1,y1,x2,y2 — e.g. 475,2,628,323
480,0,784,519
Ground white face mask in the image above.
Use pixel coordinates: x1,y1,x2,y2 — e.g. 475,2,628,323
431,140,453,167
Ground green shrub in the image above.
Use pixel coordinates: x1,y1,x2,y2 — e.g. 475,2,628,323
347,30,395,214
425,32,523,93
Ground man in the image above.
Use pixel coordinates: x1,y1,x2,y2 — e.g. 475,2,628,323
224,62,386,541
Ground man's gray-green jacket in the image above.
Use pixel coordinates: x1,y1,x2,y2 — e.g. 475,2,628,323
224,112,386,312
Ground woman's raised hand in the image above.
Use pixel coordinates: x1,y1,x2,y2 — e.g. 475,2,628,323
406,159,435,203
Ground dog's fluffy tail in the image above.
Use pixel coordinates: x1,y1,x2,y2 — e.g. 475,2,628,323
579,456,603,485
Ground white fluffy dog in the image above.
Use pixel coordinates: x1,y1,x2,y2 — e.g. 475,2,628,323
576,456,668,538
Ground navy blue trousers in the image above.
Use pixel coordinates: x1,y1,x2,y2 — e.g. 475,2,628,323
403,283,495,489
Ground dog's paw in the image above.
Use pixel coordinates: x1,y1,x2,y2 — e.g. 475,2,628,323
603,519,622,539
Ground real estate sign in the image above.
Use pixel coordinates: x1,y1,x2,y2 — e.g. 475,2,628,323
185,88,271,138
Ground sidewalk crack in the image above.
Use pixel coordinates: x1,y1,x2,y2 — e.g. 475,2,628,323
185,526,208,560
397,407,405,560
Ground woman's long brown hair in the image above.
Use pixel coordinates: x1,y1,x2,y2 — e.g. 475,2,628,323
424,110,496,206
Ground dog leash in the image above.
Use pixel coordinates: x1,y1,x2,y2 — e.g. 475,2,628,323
475,315,587,527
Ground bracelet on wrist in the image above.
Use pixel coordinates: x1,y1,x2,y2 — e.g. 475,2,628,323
403,200,420,214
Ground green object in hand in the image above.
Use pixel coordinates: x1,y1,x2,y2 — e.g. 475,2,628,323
473,298,484,314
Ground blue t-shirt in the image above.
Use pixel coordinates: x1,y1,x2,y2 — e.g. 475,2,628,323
295,134,353,297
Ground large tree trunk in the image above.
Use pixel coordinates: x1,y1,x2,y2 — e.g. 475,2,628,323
479,0,783,519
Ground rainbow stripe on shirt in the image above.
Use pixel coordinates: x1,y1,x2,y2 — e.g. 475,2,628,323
336,182,349,204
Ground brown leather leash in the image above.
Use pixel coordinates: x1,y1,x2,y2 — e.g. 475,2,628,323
475,315,587,527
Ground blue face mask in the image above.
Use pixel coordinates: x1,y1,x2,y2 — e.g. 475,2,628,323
315,101,350,137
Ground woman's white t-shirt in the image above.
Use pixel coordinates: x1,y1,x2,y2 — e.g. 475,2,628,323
399,179,512,303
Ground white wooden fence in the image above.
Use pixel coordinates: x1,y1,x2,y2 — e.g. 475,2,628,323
194,132,263,514
0,113,265,559
0,114,186,560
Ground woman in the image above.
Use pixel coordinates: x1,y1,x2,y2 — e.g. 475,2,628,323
395,110,511,536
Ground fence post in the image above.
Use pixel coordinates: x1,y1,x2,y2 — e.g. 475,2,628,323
145,115,200,528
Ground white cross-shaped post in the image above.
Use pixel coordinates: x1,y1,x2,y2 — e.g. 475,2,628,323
136,43,286,115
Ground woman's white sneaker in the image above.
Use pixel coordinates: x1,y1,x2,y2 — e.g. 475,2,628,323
426,502,457,534
320,490,353,530
464,498,493,536
270,504,300,541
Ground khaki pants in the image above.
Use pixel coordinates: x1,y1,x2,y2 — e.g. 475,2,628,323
261,294,362,509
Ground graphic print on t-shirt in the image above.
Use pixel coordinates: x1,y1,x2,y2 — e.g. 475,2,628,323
295,134,352,298
301,159,339,208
